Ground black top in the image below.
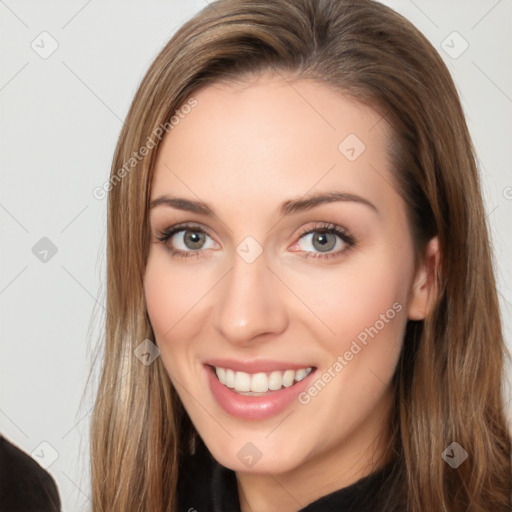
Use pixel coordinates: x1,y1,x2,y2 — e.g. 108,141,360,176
0,435,61,512
177,438,402,512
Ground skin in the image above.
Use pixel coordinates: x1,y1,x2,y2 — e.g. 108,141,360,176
144,71,438,512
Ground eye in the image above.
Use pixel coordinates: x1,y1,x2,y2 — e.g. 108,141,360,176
155,221,356,261
156,223,217,259
291,222,356,260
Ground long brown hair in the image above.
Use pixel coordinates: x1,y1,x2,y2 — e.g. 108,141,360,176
90,0,512,510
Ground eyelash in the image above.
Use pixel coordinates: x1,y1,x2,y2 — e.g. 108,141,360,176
155,222,356,261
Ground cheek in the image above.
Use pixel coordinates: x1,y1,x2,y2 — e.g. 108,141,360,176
144,256,176,339
143,250,218,376
143,253,197,357
291,254,411,440
291,246,413,365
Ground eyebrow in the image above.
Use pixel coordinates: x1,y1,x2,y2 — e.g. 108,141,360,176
149,191,378,217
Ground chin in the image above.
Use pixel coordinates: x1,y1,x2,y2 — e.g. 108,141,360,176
204,434,310,475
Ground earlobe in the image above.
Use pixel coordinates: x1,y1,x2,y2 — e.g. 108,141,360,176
407,236,440,321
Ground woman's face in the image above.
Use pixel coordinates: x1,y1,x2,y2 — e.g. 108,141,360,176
144,72,431,476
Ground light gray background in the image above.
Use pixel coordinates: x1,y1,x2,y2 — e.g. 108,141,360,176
1,1,511,511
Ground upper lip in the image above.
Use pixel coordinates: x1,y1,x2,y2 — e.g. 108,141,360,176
204,358,316,374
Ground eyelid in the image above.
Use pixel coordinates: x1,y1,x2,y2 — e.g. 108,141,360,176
289,222,355,259
295,222,354,244
155,222,218,247
155,221,356,260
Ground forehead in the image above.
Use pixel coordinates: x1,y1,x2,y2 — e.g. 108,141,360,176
151,72,395,216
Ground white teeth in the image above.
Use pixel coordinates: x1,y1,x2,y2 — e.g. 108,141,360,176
215,367,226,385
234,371,251,392
268,371,283,391
282,369,295,387
295,368,308,382
250,372,268,392
213,366,313,394
225,368,235,388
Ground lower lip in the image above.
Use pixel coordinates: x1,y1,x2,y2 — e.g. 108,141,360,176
205,364,316,420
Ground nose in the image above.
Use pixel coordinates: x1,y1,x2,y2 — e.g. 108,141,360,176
212,250,289,347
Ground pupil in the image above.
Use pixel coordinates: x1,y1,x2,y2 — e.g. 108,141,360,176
185,231,204,249
314,232,335,252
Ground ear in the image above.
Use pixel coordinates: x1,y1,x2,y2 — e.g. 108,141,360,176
407,236,440,321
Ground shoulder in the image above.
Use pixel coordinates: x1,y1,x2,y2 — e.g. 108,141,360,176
0,435,61,512
177,437,218,512
177,437,241,512
300,458,407,512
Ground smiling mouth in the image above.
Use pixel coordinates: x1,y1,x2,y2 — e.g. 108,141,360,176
208,364,314,396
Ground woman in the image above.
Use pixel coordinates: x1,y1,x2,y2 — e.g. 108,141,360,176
90,0,512,510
